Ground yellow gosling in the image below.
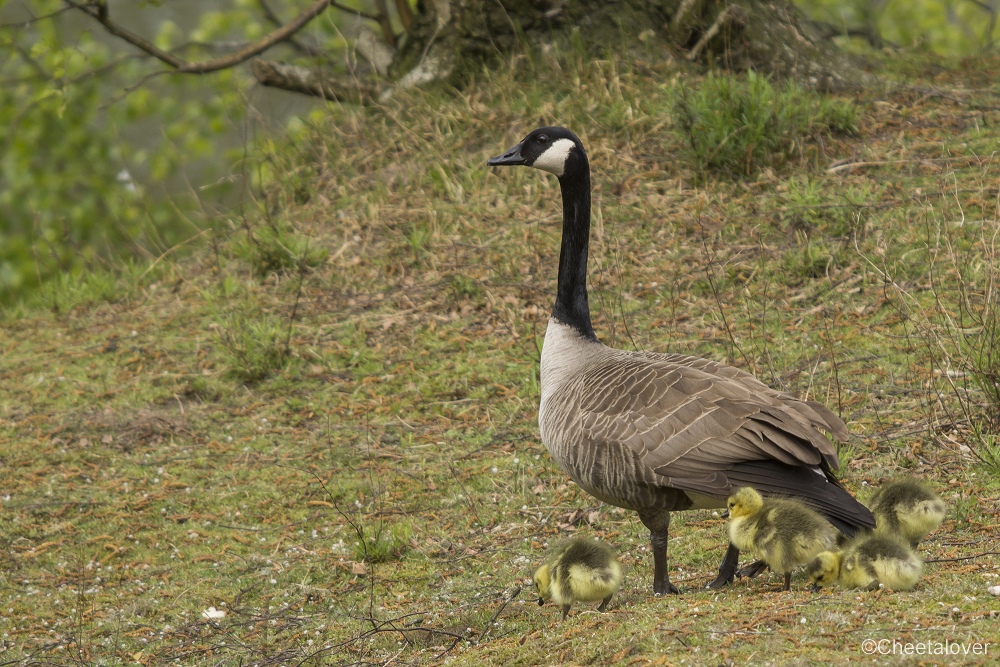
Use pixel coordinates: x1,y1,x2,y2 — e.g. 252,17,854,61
533,537,623,620
807,533,923,591
869,477,946,547
727,486,837,591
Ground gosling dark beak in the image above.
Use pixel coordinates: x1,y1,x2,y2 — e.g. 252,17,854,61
487,141,526,167
720,510,730,519
537,597,545,606
810,583,821,594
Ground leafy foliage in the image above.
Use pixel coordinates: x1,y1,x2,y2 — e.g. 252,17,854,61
796,0,999,54
0,1,259,302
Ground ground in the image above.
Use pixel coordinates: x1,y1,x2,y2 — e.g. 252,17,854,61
1,47,999,666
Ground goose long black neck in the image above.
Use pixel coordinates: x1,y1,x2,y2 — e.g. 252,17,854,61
553,157,597,341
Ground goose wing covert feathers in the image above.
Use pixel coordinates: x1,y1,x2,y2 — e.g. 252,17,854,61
541,345,867,531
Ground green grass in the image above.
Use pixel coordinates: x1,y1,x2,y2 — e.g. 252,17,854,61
2,49,1000,667
673,70,857,177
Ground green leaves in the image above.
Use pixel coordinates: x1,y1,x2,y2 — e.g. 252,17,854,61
796,0,999,55
0,0,261,303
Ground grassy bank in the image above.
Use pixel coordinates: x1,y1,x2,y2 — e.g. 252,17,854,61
2,49,999,666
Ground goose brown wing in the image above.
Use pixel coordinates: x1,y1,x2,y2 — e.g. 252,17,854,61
571,354,844,494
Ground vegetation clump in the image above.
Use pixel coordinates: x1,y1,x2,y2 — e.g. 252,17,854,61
673,71,856,177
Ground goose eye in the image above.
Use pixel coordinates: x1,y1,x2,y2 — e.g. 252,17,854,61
537,134,549,144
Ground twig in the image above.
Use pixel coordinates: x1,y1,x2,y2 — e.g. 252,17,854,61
688,6,746,61
257,0,325,57
477,585,522,644
701,237,753,370
283,259,308,358
925,550,1000,563
0,5,74,28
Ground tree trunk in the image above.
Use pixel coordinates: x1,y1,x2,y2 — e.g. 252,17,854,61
391,0,865,91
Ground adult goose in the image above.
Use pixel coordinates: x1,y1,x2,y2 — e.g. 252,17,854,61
487,127,874,595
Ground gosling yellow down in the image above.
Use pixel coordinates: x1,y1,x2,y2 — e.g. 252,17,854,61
869,477,946,547
807,533,923,591
533,537,623,620
727,487,837,591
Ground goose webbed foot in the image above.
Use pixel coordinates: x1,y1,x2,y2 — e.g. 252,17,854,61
736,559,769,579
653,578,681,596
706,543,740,589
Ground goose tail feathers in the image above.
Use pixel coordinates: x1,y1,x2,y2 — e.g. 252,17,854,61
724,460,875,537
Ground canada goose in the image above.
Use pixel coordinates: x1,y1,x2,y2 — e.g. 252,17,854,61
807,533,923,591
533,537,624,620
868,477,946,547
487,127,874,595
726,487,837,590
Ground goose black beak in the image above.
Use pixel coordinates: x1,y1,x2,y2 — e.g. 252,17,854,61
487,141,526,167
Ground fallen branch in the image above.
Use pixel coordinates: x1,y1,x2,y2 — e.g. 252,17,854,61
925,550,1000,563
477,585,522,644
249,58,377,102
688,6,747,62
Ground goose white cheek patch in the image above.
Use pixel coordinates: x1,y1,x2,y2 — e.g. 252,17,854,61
531,138,575,176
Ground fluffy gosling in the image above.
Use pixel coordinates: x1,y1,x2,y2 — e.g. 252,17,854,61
727,487,837,591
869,477,946,547
807,533,923,591
533,537,623,620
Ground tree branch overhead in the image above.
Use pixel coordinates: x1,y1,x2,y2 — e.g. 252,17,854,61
65,0,338,74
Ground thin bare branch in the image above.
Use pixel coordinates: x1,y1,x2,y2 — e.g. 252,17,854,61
688,6,747,62
63,0,338,74
0,5,74,29
329,0,381,21
257,0,327,58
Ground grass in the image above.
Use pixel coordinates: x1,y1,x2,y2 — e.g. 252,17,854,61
673,71,857,177
2,47,1000,666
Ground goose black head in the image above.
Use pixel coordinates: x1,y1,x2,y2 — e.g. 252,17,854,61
487,127,586,178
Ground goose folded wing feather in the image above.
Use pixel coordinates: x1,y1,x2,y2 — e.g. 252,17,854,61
567,358,838,479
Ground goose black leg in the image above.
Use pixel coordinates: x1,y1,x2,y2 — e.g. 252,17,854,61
597,595,612,612
782,572,792,591
737,559,770,579
706,542,740,589
639,511,680,596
